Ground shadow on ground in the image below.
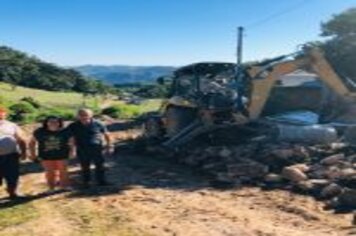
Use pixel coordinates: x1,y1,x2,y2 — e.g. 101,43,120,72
65,148,214,199
20,159,79,176
0,190,67,209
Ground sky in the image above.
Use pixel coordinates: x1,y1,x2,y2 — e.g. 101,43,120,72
0,0,355,66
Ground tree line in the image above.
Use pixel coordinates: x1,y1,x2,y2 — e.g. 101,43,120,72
0,46,112,94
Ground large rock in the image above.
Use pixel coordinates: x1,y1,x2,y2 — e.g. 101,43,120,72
216,172,233,182
337,188,356,208
271,149,294,159
264,173,284,183
324,166,343,180
320,154,345,165
308,179,330,189
291,164,310,173
296,179,330,193
340,168,356,178
338,176,356,189
296,180,316,191
282,166,308,182
321,183,343,199
308,164,328,179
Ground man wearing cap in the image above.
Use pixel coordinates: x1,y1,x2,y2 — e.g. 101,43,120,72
0,107,27,199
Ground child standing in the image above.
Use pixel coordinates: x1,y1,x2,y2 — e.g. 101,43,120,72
30,116,72,191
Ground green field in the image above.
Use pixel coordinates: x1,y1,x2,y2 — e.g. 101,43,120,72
0,82,162,122
0,82,98,109
125,99,162,114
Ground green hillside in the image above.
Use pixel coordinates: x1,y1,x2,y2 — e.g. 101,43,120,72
0,46,111,94
0,82,97,109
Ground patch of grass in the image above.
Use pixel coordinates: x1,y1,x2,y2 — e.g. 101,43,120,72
102,104,141,119
0,203,39,229
103,99,162,119
138,99,163,113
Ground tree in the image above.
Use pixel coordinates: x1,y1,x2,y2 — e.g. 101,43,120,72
320,8,356,81
134,83,170,98
2,67,21,90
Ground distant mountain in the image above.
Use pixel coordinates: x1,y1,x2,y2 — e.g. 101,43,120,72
74,65,176,85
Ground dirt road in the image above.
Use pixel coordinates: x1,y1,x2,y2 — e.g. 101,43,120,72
0,149,354,236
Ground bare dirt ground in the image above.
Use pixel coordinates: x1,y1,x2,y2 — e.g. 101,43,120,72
0,129,355,236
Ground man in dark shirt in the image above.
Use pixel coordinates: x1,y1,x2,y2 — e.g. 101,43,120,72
68,108,113,187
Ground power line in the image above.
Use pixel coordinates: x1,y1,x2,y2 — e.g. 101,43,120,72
246,0,311,30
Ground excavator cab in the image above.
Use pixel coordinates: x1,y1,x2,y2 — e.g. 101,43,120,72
144,62,239,140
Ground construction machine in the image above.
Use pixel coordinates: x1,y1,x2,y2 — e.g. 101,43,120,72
143,47,356,149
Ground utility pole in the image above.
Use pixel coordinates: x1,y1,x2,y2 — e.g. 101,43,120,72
236,26,244,69
235,26,244,80
235,26,248,115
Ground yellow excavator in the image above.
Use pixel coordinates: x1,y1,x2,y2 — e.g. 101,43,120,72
144,47,356,149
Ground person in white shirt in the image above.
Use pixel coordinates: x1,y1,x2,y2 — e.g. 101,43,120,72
0,107,27,199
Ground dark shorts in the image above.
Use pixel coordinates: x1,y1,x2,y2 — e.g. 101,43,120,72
0,153,20,189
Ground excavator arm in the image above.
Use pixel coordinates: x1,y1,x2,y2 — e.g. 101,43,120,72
246,48,352,120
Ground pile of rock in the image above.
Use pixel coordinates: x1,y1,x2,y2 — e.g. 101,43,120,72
180,140,356,209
